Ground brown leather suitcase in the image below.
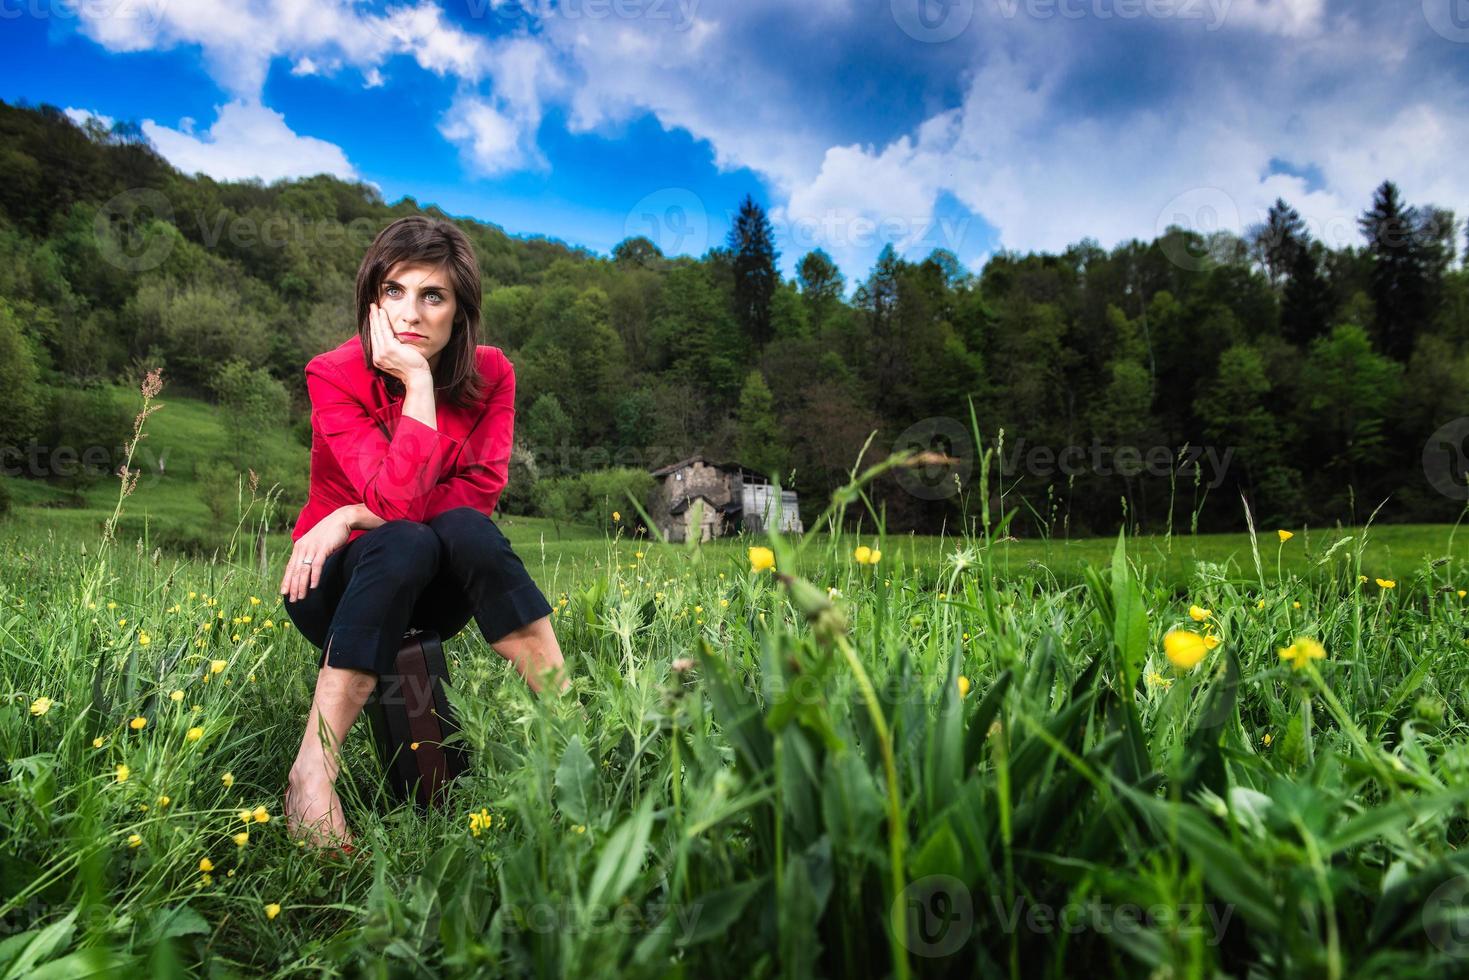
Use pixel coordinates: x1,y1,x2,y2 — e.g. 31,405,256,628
362,629,469,811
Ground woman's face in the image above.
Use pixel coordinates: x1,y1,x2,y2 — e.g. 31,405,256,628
377,261,458,372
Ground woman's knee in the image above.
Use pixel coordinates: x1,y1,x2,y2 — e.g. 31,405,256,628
429,507,513,566
358,519,442,575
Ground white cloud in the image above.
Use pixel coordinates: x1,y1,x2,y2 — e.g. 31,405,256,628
61,0,1469,281
64,106,115,131
141,100,361,183
1217,0,1326,37
440,95,539,176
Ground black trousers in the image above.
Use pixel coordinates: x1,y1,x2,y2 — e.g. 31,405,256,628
283,507,554,675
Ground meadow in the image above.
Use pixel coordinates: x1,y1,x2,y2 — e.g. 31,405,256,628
2,380,1468,978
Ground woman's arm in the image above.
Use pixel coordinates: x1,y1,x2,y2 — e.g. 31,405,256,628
305,358,461,523
338,502,387,533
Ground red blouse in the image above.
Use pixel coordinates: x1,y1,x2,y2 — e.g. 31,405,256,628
289,334,516,545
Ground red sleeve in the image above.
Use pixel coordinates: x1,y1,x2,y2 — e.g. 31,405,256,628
422,353,516,521
306,357,462,523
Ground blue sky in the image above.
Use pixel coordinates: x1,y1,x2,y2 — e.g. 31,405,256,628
3,0,1467,291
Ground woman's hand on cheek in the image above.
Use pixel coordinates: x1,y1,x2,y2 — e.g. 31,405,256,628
369,302,432,383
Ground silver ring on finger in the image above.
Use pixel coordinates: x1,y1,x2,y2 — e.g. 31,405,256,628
300,558,313,565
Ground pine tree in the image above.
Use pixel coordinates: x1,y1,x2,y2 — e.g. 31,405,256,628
726,194,780,348
1250,198,1308,289
1358,181,1435,361
1281,241,1333,346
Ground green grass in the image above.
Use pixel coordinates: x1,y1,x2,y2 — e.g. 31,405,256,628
1,387,1467,977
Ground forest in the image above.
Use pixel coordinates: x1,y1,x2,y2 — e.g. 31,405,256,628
1,97,1465,536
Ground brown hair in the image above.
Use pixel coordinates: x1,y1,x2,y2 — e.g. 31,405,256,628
354,216,487,408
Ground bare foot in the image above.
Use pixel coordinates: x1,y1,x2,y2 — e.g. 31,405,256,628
284,771,354,849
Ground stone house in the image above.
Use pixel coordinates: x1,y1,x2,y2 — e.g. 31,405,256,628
647,455,803,542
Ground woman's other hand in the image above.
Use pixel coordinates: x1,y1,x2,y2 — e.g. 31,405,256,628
281,510,353,603
368,301,432,384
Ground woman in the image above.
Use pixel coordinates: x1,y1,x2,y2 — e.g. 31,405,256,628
280,215,568,852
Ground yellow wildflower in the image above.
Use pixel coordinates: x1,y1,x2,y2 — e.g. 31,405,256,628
138,632,151,646
1256,598,1266,610
199,857,214,873
128,834,142,848
29,696,53,716
170,690,184,702
253,806,270,823
186,727,203,742
1163,630,1208,670
1277,529,1294,542
469,807,495,837
92,736,105,748
1203,634,1220,650
1375,578,1396,590
210,659,227,674
265,903,281,920
957,676,971,698
1263,732,1273,747
748,546,775,573
249,596,260,605
157,795,170,808
1278,636,1326,671
221,772,234,788
129,716,147,730
1188,604,1211,622
612,510,621,521
108,601,117,610
238,809,253,823
233,831,249,848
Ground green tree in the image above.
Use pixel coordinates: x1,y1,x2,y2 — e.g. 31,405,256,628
735,370,787,480
727,194,779,348
0,299,45,449
797,248,845,331
36,386,132,501
208,359,290,468
1300,322,1404,490
524,393,575,474
1358,181,1440,361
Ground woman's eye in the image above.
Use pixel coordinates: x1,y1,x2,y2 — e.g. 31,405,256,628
385,285,401,297
426,292,443,304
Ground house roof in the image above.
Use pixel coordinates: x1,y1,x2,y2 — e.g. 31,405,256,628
650,453,750,478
